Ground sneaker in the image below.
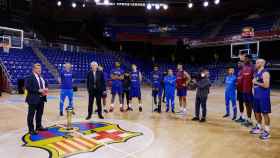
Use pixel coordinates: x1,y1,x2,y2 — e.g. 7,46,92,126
171,109,175,113
200,118,206,122
127,107,133,111
103,109,108,113
235,117,245,123
192,117,199,121
176,110,185,115
120,107,124,112
60,111,63,116
165,108,169,112
250,126,262,134
139,106,143,112
260,131,270,140
242,120,253,127
223,114,229,118
109,107,114,112
232,116,237,121
153,108,159,112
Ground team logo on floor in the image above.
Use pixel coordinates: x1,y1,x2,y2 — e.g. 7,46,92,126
22,121,143,158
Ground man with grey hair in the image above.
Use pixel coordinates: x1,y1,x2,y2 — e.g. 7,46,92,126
86,61,106,120
250,59,272,140
25,63,48,135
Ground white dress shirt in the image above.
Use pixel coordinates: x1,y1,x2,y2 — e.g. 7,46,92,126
34,73,46,89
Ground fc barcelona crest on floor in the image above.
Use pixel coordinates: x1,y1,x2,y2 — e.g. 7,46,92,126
22,121,143,158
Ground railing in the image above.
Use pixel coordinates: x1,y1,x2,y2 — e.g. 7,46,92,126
0,58,12,92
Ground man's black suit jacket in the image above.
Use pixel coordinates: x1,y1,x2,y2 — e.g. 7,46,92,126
25,74,48,105
86,70,106,93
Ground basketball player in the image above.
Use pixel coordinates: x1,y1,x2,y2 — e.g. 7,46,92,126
58,63,74,116
152,64,163,113
110,62,124,112
239,53,254,127
223,66,237,120
129,64,143,112
164,69,176,113
235,62,246,123
250,59,271,140
176,63,191,115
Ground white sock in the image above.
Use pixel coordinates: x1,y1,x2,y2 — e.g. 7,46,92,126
256,123,261,129
139,104,142,107
120,104,123,108
240,113,244,119
264,126,270,132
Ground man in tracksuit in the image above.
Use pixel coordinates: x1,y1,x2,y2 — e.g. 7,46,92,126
164,69,176,113
58,63,74,116
223,67,237,120
110,62,124,112
129,64,143,112
192,69,211,122
122,70,131,112
152,64,163,113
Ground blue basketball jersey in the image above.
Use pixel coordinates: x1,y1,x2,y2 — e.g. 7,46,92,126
254,69,270,99
130,71,141,88
151,70,162,88
111,68,124,86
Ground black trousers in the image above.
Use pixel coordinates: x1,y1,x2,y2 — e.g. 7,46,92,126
122,89,130,105
88,90,102,117
27,100,45,132
195,96,208,119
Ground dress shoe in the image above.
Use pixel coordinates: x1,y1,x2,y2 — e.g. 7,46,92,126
98,115,104,119
36,127,48,131
29,130,38,135
86,116,91,120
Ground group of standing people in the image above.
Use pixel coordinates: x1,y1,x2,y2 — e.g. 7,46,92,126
25,54,272,141
223,52,271,140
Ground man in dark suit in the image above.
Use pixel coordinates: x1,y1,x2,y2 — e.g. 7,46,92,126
25,63,48,135
86,61,106,120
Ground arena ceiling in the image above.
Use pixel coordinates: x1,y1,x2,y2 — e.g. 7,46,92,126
8,0,280,24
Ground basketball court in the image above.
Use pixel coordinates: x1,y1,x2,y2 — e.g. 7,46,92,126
0,87,279,158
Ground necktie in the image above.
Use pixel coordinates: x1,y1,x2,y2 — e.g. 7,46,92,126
93,72,96,88
38,75,43,89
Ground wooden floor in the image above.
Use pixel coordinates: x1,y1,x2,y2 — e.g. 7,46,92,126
0,86,280,158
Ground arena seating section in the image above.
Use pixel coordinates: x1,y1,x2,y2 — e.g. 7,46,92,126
0,46,227,87
0,47,56,85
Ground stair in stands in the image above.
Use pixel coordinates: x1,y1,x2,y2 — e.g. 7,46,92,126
32,47,59,84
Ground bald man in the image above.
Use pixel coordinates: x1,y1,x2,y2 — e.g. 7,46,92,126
250,59,271,140
58,63,74,116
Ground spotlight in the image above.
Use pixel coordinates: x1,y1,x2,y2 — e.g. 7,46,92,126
188,2,193,8
94,0,100,3
82,3,86,7
163,4,168,10
146,3,152,10
155,4,160,10
57,1,62,7
203,1,209,7
72,2,77,8
214,0,220,5
104,0,110,5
